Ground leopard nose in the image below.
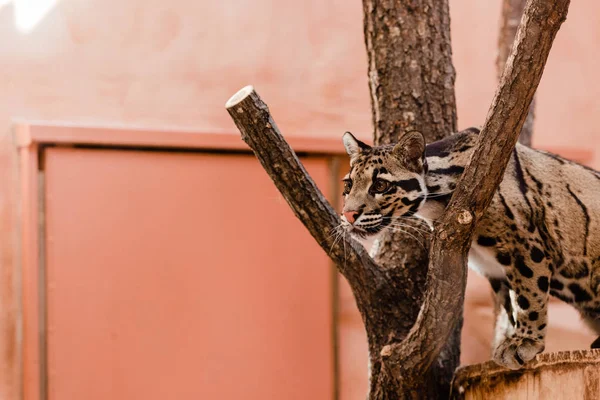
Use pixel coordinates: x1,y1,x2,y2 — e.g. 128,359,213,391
343,211,360,224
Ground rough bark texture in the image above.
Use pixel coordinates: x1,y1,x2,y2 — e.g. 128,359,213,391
362,0,457,145
497,0,535,146
225,0,569,397
361,1,460,396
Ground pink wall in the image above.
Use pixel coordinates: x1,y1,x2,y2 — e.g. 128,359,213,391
0,1,599,150
1,0,600,399
1,0,599,148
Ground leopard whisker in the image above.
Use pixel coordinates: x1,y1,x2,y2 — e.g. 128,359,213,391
388,223,429,239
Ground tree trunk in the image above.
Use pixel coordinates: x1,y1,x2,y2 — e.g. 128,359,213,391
497,0,535,146
361,1,460,397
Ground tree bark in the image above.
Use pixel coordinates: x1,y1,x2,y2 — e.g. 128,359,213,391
361,1,460,396
497,0,535,146
225,0,569,398
362,0,457,145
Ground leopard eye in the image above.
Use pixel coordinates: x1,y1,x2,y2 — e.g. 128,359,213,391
342,179,353,195
370,179,390,194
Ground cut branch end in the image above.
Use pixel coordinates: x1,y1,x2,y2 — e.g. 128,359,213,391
225,85,255,109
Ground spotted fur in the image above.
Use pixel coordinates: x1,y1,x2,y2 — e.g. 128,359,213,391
341,128,600,370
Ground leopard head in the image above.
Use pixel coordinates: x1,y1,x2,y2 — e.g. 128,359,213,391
340,131,428,237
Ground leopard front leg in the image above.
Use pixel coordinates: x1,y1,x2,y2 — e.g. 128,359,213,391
492,253,550,369
489,279,516,351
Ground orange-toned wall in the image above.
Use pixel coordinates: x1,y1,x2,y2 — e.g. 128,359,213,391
2,1,600,399
1,1,599,148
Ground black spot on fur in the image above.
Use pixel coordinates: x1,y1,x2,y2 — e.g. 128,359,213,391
569,283,593,302
566,184,590,256
515,255,534,278
429,165,465,175
550,280,564,290
541,151,566,164
537,277,549,292
550,290,572,303
530,247,544,263
499,193,515,220
490,279,502,293
425,142,450,158
496,252,511,266
528,311,539,321
538,324,546,330
527,169,544,191
517,295,530,310
477,236,496,247
513,149,528,195
559,261,590,279
393,178,422,193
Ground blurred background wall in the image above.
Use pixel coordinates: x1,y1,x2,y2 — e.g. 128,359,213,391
1,0,599,399
1,0,599,151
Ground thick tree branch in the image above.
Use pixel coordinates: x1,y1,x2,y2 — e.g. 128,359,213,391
225,88,384,318
382,0,570,386
497,0,535,145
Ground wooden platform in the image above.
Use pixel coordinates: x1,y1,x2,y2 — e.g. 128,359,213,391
452,350,600,399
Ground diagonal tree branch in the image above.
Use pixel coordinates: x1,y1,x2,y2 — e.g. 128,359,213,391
225,89,384,318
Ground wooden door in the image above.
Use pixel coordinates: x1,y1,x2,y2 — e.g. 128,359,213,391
41,147,334,400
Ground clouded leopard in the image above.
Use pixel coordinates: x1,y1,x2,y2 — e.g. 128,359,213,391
340,127,600,370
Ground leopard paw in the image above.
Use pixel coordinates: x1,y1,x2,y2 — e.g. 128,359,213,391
493,336,545,370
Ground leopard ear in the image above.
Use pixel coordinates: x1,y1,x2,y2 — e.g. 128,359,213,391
342,132,371,162
393,131,426,172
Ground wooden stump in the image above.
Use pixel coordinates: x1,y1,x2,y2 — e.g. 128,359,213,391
451,350,600,399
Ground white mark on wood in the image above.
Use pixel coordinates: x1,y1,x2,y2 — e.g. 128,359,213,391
403,111,415,122
381,344,393,357
457,210,473,225
225,85,255,108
